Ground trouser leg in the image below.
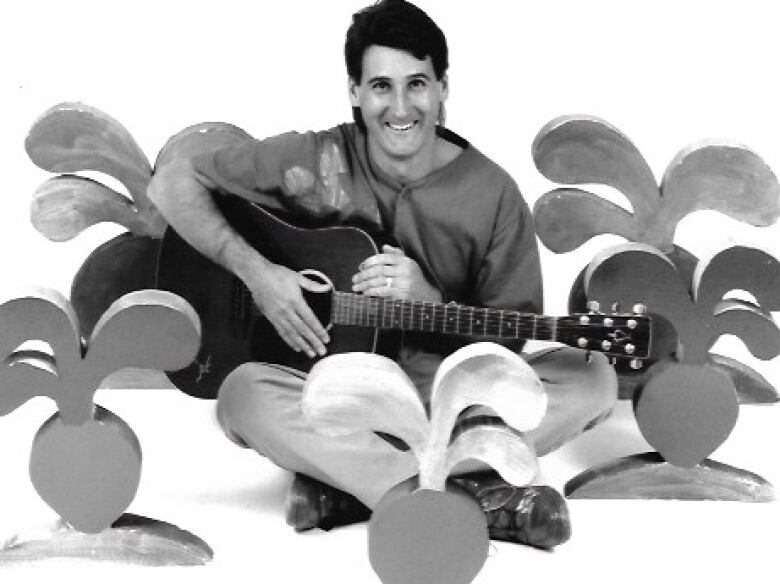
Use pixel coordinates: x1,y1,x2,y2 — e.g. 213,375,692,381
216,362,419,509
523,347,617,456
216,347,617,508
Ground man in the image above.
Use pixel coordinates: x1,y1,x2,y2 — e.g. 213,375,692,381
148,0,616,549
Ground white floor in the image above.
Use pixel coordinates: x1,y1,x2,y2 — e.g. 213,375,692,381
0,386,777,584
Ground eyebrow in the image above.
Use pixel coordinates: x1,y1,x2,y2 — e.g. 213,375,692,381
366,72,432,84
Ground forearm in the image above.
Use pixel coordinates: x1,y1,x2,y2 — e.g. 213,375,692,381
148,157,330,358
148,162,268,282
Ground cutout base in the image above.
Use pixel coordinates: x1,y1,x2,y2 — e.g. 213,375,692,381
0,513,213,566
565,452,774,501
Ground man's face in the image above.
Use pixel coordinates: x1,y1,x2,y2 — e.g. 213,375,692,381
349,45,447,169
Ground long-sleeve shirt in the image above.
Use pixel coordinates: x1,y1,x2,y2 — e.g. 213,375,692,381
192,123,543,390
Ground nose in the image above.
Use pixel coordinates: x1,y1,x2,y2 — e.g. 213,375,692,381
390,87,411,118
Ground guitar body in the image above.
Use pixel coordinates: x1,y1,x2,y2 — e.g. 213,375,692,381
157,196,387,399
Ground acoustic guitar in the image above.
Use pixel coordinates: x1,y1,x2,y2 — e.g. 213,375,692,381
156,195,652,399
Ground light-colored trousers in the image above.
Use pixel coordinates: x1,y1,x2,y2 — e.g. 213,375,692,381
216,346,617,509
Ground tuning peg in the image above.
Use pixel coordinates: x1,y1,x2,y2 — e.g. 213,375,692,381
630,358,644,370
611,302,620,313
609,357,618,366
632,303,647,315
587,300,600,313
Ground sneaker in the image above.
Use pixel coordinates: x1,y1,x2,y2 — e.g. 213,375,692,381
455,472,571,549
285,473,372,532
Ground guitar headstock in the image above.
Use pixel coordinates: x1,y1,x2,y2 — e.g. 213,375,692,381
558,302,652,368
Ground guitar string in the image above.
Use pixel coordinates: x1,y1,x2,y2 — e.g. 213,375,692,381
331,300,641,327
330,293,646,339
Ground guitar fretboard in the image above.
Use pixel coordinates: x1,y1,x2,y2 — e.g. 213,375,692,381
331,292,559,341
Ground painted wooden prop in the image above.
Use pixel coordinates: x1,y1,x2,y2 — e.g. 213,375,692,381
566,243,779,500
0,287,201,534
532,114,780,402
565,453,773,501
1,514,213,566
302,343,546,584
26,102,251,338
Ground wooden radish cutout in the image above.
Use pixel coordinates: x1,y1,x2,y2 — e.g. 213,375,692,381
0,287,200,533
567,243,779,500
532,115,780,403
27,102,251,342
302,343,545,584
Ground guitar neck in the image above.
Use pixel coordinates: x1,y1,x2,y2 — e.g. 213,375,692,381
331,292,560,342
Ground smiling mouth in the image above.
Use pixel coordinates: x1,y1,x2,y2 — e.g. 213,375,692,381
386,121,418,132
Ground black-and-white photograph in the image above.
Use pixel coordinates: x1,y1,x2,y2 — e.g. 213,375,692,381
2,1,778,582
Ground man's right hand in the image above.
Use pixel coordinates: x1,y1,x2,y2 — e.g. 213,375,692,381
244,262,330,358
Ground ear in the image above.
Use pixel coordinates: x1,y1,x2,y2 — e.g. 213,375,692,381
348,77,360,107
440,75,449,101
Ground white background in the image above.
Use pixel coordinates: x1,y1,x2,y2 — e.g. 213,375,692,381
1,0,779,582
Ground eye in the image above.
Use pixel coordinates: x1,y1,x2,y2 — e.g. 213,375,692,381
371,80,391,92
409,78,427,90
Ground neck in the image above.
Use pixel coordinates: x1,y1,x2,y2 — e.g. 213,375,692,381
368,139,439,184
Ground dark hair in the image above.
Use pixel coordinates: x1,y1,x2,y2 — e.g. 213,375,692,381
345,0,449,83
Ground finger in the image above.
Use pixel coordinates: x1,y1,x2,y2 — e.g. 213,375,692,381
362,284,395,298
296,303,330,351
354,272,397,293
359,253,400,271
286,312,325,358
352,264,398,287
273,320,310,356
382,244,405,256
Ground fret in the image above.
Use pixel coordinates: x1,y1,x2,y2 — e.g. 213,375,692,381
385,298,393,329
485,308,500,337
467,305,475,336
332,293,343,325
360,296,366,326
358,295,367,327
471,307,488,337
368,296,378,328
444,303,457,334
379,297,387,329
412,300,422,331
393,300,402,329
423,302,434,332
400,299,412,330
503,311,518,338
533,315,556,341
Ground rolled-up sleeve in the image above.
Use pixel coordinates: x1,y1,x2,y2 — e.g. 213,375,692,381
191,131,318,211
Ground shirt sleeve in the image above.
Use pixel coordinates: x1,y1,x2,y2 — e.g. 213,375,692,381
473,178,544,351
191,130,319,214
190,127,379,227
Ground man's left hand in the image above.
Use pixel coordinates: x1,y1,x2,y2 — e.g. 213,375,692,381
352,244,442,301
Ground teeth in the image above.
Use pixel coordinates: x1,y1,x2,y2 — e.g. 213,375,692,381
387,122,415,131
